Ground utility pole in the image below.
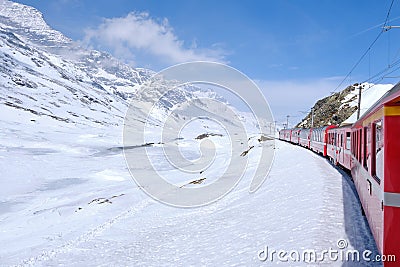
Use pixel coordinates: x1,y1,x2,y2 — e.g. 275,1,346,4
311,108,314,128
286,115,290,129
357,85,362,119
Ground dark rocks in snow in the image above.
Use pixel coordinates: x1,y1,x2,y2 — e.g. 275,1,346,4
195,133,223,140
11,74,37,88
297,85,358,128
240,145,254,157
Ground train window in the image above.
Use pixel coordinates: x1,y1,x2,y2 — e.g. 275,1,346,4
356,130,359,161
346,132,350,150
351,132,355,155
375,120,384,182
340,134,343,147
337,133,338,146
354,132,357,157
358,129,362,162
363,127,369,171
355,131,358,156
354,131,357,159
355,132,358,155
357,131,360,159
353,132,357,157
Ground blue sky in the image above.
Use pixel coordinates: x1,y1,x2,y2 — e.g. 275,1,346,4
12,0,400,126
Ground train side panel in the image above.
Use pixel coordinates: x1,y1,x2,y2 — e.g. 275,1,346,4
299,128,311,148
340,127,352,170
351,103,400,266
290,129,301,145
327,126,352,170
279,129,291,142
382,105,400,263
311,125,336,156
326,128,337,163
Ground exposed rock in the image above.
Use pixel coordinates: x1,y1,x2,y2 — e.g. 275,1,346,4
296,84,358,128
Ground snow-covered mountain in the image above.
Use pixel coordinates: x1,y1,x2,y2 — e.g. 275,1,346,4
0,0,149,93
0,1,151,129
0,0,239,131
297,82,393,128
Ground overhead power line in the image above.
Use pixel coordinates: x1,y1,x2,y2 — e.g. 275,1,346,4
331,0,396,94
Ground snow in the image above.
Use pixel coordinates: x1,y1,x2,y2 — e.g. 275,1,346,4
342,83,393,124
0,110,380,266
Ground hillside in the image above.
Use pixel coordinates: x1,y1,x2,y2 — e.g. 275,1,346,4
296,83,393,128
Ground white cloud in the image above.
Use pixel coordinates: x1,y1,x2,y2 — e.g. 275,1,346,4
83,12,227,66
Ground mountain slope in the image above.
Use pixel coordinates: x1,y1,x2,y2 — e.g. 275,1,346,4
297,83,393,128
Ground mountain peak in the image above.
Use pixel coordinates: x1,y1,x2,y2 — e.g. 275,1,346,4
0,0,70,46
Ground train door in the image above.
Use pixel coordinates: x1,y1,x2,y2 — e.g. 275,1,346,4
333,132,337,163
345,131,351,169
339,132,344,165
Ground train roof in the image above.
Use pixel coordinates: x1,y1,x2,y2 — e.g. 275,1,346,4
355,81,400,124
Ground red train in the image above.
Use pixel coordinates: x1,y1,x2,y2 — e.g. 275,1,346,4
279,83,400,266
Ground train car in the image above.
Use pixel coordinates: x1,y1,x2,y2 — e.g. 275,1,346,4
350,82,400,265
326,125,352,170
278,129,285,140
290,128,301,145
299,128,311,148
279,129,292,142
310,125,337,156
